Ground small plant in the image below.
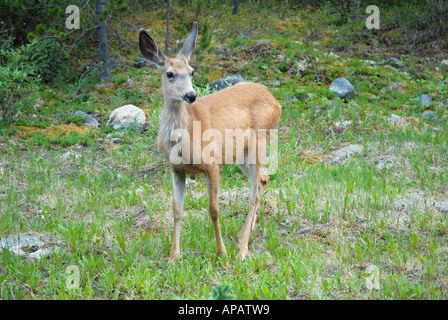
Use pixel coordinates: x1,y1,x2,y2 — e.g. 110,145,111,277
175,284,234,300
210,284,233,300
66,114,87,126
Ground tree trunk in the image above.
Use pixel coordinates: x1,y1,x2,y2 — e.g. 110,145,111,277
97,0,111,81
165,0,171,54
233,0,239,15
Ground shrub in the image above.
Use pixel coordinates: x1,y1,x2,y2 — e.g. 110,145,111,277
0,41,40,120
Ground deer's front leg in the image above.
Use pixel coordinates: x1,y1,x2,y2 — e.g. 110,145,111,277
169,170,186,263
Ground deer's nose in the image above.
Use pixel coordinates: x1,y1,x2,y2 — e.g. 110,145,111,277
184,92,197,104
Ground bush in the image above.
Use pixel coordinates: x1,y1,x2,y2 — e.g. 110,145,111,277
0,41,40,120
28,38,68,83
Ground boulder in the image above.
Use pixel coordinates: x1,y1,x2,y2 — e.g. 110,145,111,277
107,104,146,133
329,144,363,164
208,75,244,92
0,234,64,260
387,114,406,126
422,110,438,121
420,94,432,106
74,110,99,128
386,57,404,68
329,77,356,99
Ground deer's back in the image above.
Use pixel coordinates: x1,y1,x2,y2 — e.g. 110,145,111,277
189,82,281,133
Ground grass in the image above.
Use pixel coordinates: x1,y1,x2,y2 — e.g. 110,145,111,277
1,3,448,300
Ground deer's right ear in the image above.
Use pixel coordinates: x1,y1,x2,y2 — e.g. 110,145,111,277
139,28,165,68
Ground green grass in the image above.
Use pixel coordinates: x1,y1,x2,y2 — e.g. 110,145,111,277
1,3,448,300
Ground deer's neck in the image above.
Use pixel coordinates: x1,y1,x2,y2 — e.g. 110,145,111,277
159,96,190,148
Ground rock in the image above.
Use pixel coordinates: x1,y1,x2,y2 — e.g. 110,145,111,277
106,131,125,139
329,77,356,99
404,142,417,149
208,75,245,92
288,59,308,75
325,51,340,58
387,114,406,126
364,60,378,66
376,158,394,170
329,144,363,164
0,234,64,260
107,104,146,133
420,94,432,106
134,57,153,68
74,110,99,128
387,57,404,68
333,120,353,130
434,201,448,214
422,110,438,121
380,82,402,93
60,151,81,161
441,60,448,67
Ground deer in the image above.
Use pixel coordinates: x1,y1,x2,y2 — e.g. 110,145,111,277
138,22,281,263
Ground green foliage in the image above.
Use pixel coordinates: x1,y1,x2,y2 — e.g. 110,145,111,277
0,41,40,120
176,283,234,300
199,20,212,51
210,284,234,300
28,38,68,82
67,114,87,126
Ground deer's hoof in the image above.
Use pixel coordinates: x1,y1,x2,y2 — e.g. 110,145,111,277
168,251,181,263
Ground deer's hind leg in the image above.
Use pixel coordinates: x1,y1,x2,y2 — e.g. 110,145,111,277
206,165,227,258
237,162,269,260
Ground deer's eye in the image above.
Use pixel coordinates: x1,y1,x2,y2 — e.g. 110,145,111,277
166,72,174,79
191,70,195,77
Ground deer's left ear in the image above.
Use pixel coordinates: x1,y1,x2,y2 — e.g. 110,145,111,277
139,28,166,68
177,22,197,61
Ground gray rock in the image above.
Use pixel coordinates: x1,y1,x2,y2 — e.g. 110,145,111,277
333,120,353,130
441,60,448,67
329,144,363,164
60,151,81,161
422,110,438,120
288,59,308,75
404,142,417,149
387,57,404,68
74,110,99,128
208,75,245,92
380,82,402,93
377,158,394,170
420,94,432,106
0,234,63,259
107,104,146,133
329,77,356,99
134,57,153,68
387,114,406,126
434,201,448,214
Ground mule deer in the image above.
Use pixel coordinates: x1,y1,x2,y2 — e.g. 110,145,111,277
138,22,281,262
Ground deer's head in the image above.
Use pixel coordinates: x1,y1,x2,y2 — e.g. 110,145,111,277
139,22,198,104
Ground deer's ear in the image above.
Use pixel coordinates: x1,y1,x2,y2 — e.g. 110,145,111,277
139,28,165,68
177,22,197,61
